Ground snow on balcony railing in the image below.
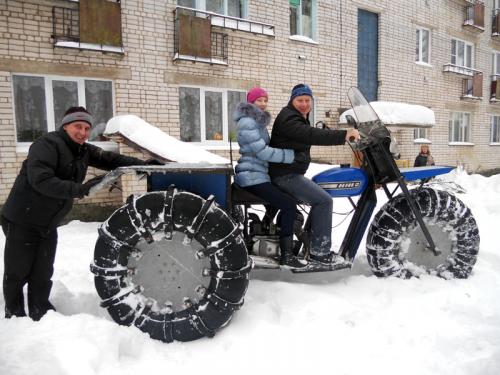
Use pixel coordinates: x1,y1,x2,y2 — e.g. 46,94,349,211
442,64,479,77
54,40,124,53
173,53,228,66
174,6,275,37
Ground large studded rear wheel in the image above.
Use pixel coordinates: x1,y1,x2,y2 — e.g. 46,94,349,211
90,187,251,343
366,187,479,279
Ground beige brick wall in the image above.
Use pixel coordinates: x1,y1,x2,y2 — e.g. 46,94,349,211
1,0,499,209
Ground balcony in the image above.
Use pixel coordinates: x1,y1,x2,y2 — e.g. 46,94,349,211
174,8,228,65
51,2,124,54
175,6,275,37
461,72,483,100
493,9,500,37
490,75,500,102
443,64,479,77
463,2,485,32
52,7,79,43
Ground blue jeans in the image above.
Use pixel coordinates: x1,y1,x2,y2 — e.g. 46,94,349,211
272,174,333,255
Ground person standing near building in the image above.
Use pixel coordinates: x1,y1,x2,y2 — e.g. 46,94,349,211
234,87,305,268
414,144,435,167
269,84,360,266
1,106,152,320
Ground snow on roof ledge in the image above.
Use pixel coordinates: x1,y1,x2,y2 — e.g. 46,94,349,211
339,102,435,128
104,115,230,165
414,138,431,144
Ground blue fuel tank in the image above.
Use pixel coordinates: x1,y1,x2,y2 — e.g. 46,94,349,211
312,166,368,197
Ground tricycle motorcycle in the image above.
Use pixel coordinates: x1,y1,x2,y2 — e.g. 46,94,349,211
90,88,479,343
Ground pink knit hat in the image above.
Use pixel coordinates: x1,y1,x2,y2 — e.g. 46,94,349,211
247,87,268,104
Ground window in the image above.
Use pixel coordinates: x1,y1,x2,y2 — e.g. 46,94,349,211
493,51,500,75
290,0,316,40
449,112,471,142
12,74,113,144
495,0,500,11
179,87,245,144
178,0,247,18
491,115,500,143
414,128,428,140
451,39,474,68
416,27,430,64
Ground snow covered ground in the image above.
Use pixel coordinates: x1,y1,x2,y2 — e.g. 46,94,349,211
1,165,499,375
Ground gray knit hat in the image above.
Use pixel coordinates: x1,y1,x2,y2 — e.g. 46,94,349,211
60,110,93,128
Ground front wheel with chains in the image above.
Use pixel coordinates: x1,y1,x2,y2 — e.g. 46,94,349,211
366,187,479,279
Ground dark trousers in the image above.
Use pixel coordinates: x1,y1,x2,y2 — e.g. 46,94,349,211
2,218,57,320
273,174,333,255
243,182,296,238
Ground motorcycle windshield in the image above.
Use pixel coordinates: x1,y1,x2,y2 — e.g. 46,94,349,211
347,87,390,140
347,87,379,124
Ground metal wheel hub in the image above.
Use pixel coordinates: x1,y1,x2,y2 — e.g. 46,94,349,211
129,231,211,312
400,218,455,269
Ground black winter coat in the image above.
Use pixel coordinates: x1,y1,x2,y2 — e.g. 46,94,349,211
414,153,435,167
269,103,347,177
2,128,145,232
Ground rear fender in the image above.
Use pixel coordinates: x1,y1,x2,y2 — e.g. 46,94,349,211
400,166,454,182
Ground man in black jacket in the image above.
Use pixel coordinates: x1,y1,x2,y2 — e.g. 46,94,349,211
269,84,360,266
1,106,149,320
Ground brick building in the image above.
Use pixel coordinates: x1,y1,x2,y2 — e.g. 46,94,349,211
1,0,499,209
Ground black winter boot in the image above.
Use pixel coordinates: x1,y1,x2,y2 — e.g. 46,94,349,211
310,252,345,266
28,280,56,321
3,274,27,318
5,306,27,319
29,301,55,321
279,237,307,269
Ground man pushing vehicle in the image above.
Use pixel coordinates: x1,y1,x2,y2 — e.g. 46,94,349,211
1,106,156,320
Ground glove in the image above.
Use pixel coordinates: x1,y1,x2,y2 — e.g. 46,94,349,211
145,158,164,165
79,175,106,197
293,151,308,164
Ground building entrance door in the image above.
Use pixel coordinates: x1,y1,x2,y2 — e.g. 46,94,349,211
357,9,379,101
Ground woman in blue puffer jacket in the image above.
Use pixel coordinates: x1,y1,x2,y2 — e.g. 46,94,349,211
235,87,305,268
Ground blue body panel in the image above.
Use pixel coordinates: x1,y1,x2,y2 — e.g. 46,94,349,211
313,165,454,197
149,172,230,208
400,166,454,181
312,167,368,197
